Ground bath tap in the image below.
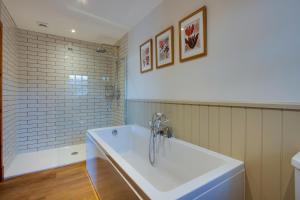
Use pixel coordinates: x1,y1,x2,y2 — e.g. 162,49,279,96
149,113,173,166
149,113,172,138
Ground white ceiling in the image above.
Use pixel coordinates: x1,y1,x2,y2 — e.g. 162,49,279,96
3,0,163,44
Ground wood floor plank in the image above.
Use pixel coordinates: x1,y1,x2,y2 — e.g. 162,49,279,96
0,162,98,200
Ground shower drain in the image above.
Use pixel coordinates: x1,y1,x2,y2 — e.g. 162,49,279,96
71,152,79,155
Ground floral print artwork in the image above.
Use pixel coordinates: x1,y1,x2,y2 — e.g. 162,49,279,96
140,39,152,73
158,36,170,62
156,27,174,68
179,6,207,62
142,47,150,68
184,20,200,53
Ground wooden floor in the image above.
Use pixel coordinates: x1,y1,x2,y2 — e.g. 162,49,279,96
0,162,98,200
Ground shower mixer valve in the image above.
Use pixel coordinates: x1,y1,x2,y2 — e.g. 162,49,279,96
148,113,173,166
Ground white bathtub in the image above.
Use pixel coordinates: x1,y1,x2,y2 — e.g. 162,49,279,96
86,125,245,200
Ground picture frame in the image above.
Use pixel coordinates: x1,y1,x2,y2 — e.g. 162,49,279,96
155,26,174,69
140,39,153,73
179,6,207,62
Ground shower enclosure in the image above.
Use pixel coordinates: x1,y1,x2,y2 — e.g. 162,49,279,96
2,28,127,178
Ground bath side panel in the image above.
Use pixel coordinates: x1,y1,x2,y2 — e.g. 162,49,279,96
86,135,139,200
179,170,245,200
196,171,245,200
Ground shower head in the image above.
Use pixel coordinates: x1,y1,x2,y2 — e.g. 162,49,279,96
96,47,107,53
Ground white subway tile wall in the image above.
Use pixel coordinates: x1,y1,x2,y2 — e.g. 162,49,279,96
16,29,119,153
1,0,18,169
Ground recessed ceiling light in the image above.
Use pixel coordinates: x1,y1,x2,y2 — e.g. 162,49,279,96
71,29,76,33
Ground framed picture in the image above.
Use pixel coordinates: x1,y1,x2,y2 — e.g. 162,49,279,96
155,26,174,68
140,39,153,73
179,6,207,62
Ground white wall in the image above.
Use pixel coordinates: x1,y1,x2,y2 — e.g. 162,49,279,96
127,0,300,103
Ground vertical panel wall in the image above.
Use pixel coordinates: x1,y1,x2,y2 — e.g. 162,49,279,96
1,0,18,170
16,29,118,153
127,99,300,200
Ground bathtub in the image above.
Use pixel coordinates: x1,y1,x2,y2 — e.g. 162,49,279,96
86,125,245,200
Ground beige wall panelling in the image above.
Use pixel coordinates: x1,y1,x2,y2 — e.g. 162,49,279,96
169,103,178,138
231,107,246,160
143,102,149,128
161,103,168,122
175,104,185,140
141,101,146,126
144,102,149,127
219,107,232,156
199,106,209,148
126,101,132,124
150,102,155,115
133,101,139,124
282,111,300,200
129,100,136,124
149,102,155,120
183,105,192,143
160,103,166,115
163,103,173,129
154,102,160,114
126,100,300,200
127,101,131,123
152,102,158,119
163,103,172,118
245,109,263,200
208,106,220,152
144,102,151,127
191,105,200,146
262,109,282,200
171,104,178,138
160,103,171,133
